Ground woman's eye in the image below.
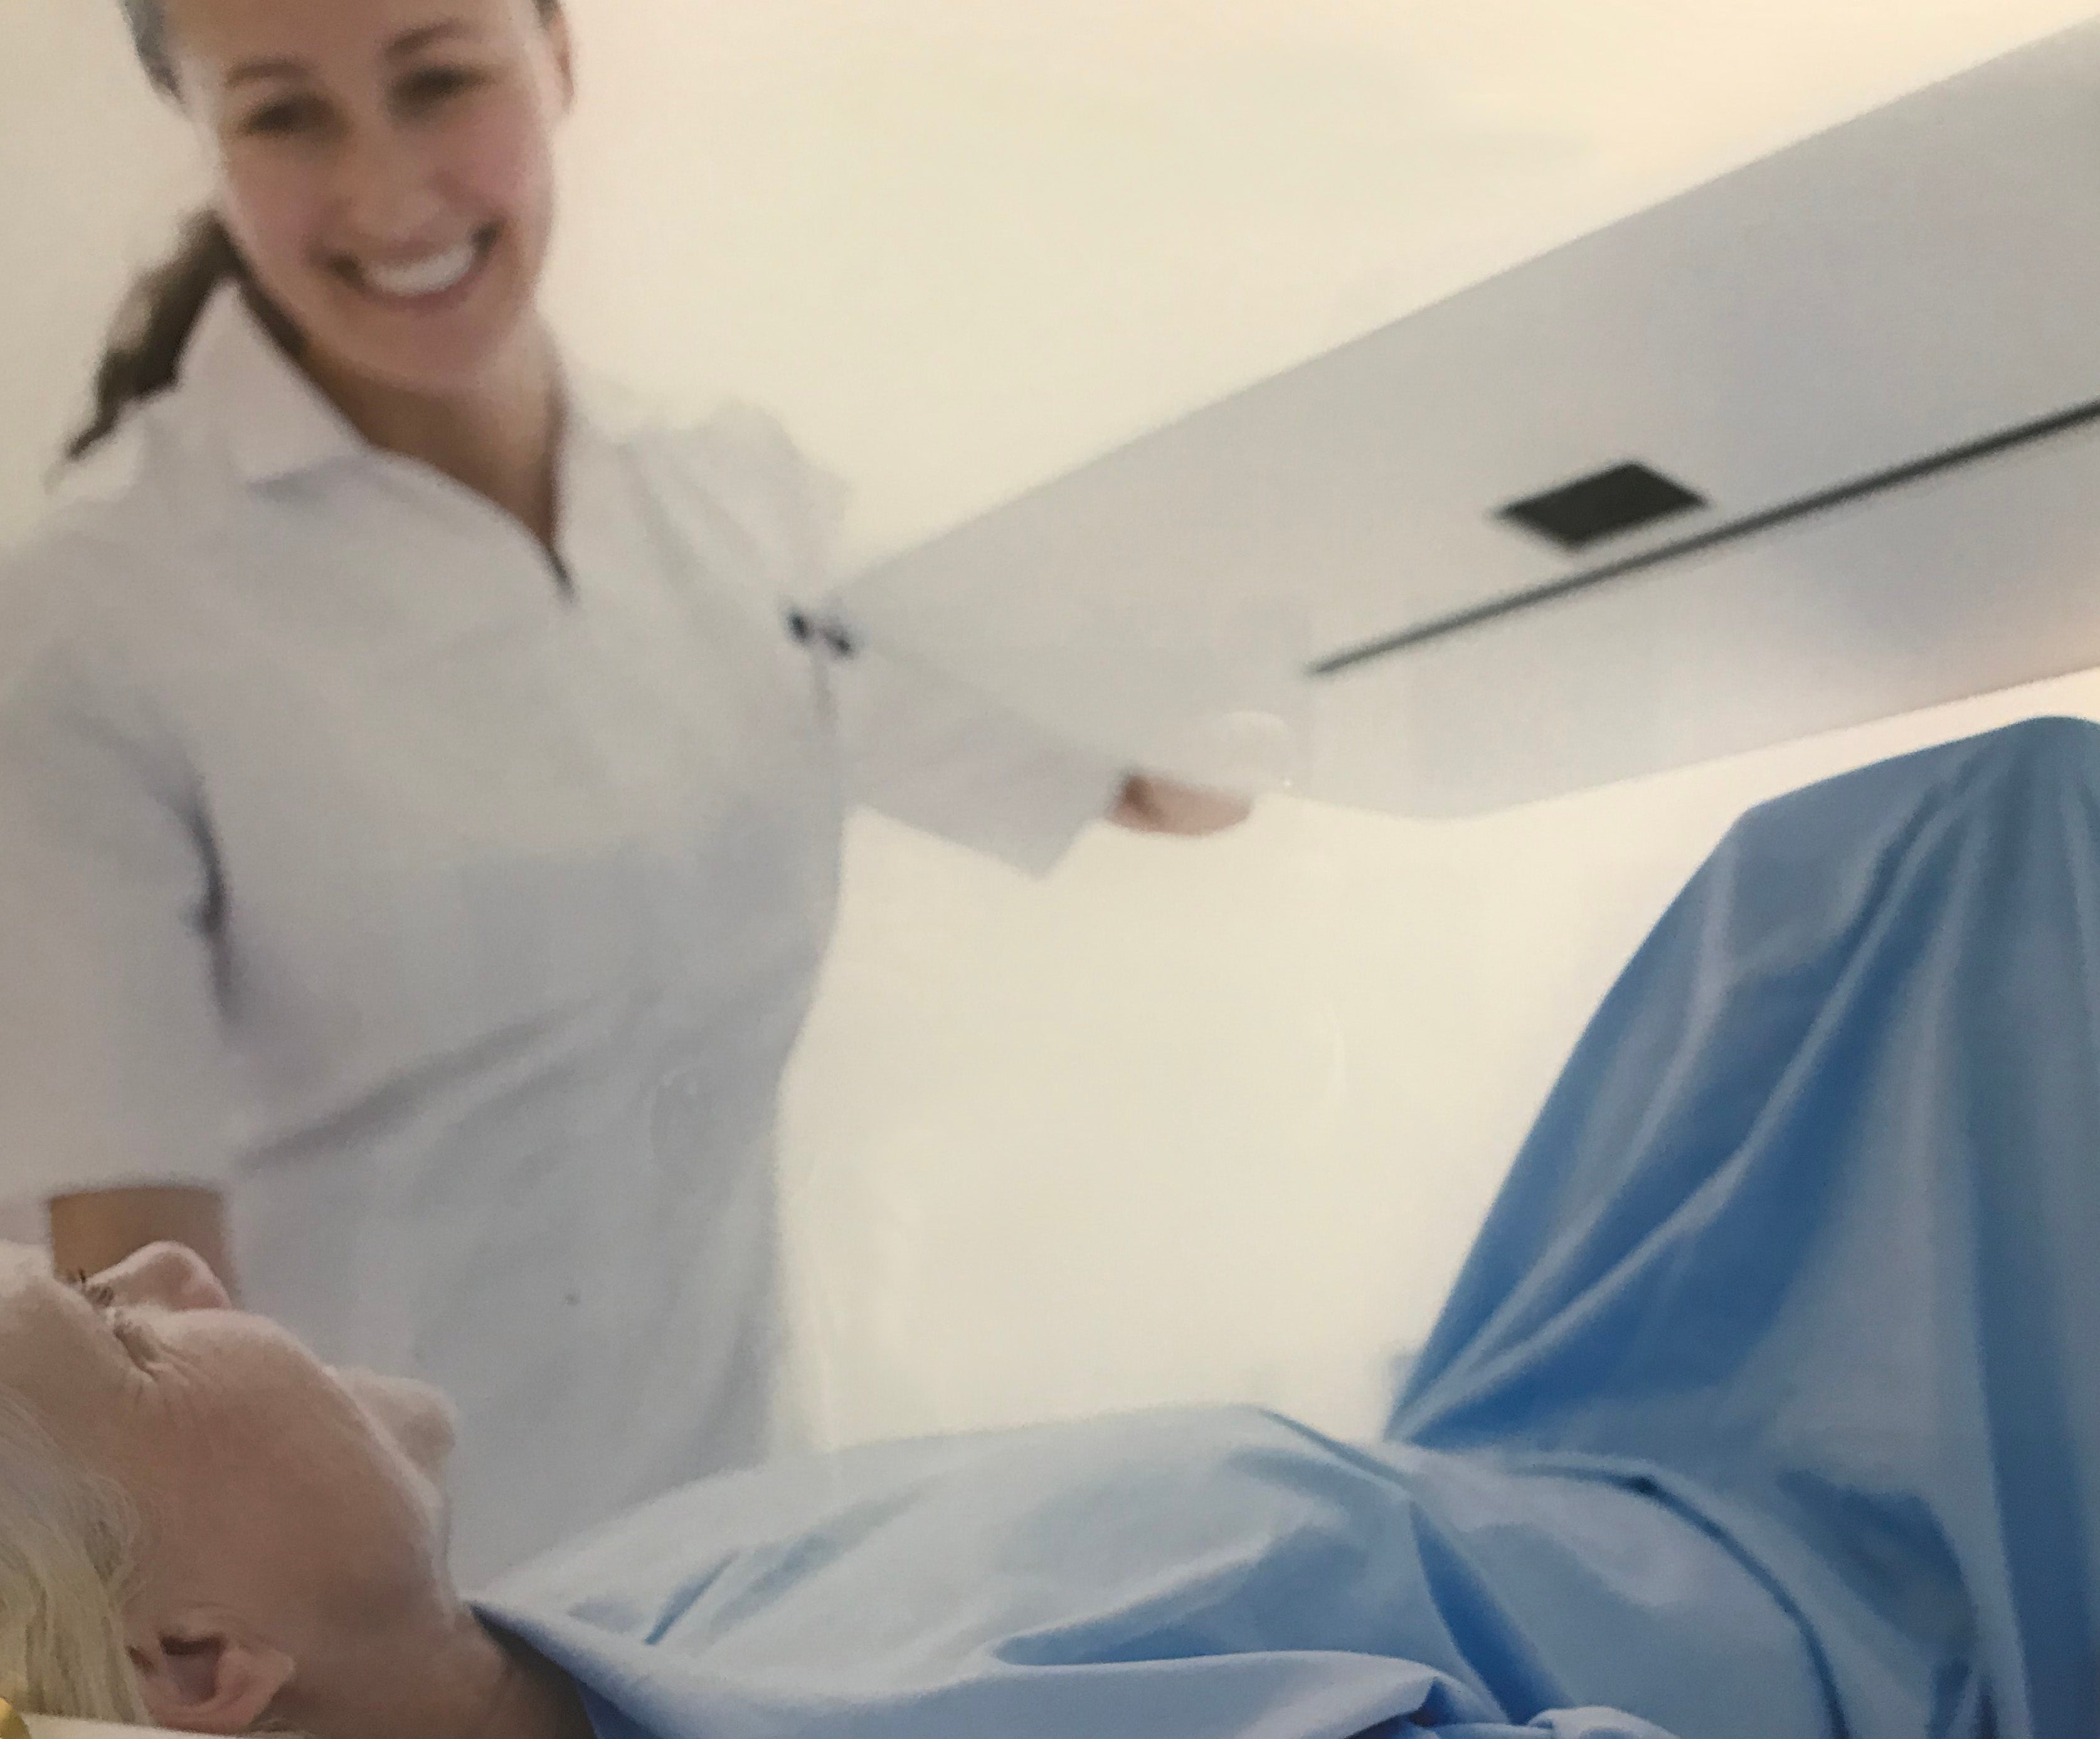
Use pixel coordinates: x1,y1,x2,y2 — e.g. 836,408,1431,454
244,98,324,136
70,1274,156,1365
69,1274,117,1309
97,1299,159,1367
107,1309,159,1365
400,66,484,108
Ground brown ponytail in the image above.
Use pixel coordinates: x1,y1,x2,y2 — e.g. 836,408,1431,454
63,2,248,460
64,210,249,462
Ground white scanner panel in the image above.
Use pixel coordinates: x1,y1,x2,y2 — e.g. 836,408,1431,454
842,21,2100,813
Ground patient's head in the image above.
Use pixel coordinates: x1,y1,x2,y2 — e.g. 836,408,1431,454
0,1242,472,1732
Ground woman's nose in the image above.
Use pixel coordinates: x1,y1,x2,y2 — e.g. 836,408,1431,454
332,122,447,245
97,1242,233,1312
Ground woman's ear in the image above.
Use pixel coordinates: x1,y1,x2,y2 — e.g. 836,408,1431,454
127,1619,293,1736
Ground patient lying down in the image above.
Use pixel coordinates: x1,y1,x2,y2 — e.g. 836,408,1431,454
8,718,2100,1739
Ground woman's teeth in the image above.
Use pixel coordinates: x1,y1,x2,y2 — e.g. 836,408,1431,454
361,238,481,300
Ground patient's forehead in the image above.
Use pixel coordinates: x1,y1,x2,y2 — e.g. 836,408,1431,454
0,1244,67,1335
0,1243,122,1395
0,1241,50,1312
0,1243,68,1321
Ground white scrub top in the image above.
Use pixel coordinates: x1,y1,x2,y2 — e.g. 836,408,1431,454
0,285,1121,1580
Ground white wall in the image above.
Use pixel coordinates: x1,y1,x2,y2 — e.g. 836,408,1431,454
780,664,2100,1449
6,0,2100,1445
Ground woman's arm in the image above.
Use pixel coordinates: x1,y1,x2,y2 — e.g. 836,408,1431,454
48,1186,237,1295
1,576,241,1291
658,410,1256,859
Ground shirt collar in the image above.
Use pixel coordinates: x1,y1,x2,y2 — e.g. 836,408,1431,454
178,282,366,485
175,280,660,486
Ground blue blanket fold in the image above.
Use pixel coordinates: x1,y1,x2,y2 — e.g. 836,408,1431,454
1395,716,2100,1738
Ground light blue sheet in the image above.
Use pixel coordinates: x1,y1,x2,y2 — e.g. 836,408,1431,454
482,718,2100,1738
483,1408,1825,1738
1392,717,2100,1736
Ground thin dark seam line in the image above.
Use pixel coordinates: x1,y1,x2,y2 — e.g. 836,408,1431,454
548,547,576,601
1310,390,2100,680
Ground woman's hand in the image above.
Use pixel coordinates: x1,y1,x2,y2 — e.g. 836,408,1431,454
1109,775,1254,836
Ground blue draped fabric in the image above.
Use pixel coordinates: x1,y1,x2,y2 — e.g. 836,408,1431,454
484,718,2100,1737
1394,716,2100,1738
483,1410,1823,1739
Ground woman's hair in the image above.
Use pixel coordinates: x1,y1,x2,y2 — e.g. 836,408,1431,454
63,0,232,461
69,0,562,463
65,208,265,464
0,1395,151,1723
115,0,179,96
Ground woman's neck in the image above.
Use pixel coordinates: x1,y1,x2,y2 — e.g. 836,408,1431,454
304,324,566,550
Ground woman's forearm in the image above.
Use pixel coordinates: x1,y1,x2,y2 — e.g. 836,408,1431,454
47,1185,238,1297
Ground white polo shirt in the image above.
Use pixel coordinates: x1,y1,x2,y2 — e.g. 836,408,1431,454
0,285,1120,1579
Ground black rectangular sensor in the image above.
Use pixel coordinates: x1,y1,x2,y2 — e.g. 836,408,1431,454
1500,462,1707,552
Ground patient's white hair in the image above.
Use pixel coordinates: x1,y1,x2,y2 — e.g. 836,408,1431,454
0,1392,152,1722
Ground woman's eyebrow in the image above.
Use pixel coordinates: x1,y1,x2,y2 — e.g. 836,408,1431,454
225,21,479,89
388,21,480,59
61,1273,159,1364
61,1272,122,1332
226,55,310,90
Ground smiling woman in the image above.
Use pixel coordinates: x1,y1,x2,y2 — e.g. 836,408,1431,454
5,0,1243,1588
78,0,569,506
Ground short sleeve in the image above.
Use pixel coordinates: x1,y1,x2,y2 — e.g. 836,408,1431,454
642,404,1126,876
0,583,235,1205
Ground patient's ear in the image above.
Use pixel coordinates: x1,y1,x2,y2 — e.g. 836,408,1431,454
127,1617,294,1735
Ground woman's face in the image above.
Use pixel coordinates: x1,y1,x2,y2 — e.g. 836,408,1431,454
0,1242,459,1625
159,0,572,400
